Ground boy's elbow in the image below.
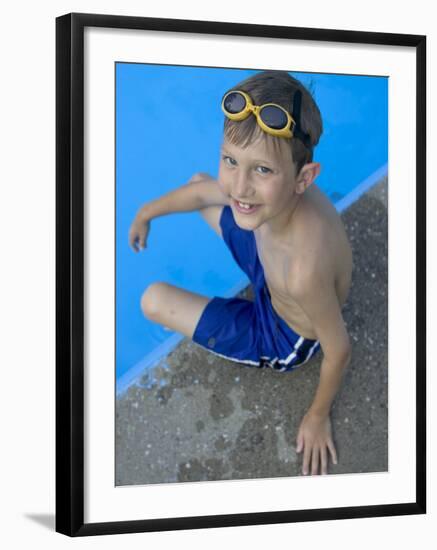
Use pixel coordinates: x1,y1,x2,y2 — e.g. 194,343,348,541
326,338,351,369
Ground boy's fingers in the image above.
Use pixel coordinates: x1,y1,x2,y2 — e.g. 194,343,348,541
320,447,328,475
128,229,137,251
327,440,338,465
302,445,311,475
128,237,136,252
311,447,320,475
296,432,303,453
139,225,150,250
134,227,147,250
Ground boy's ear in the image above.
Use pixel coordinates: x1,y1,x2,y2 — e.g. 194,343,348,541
295,162,321,194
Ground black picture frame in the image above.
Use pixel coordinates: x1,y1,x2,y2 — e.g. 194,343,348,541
56,12,426,537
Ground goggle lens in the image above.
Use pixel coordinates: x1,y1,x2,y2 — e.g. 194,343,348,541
223,92,247,114
259,105,288,130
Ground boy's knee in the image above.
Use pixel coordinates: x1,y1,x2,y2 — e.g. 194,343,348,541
140,282,170,320
187,172,212,185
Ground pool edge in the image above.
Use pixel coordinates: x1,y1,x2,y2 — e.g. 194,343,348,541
117,163,388,397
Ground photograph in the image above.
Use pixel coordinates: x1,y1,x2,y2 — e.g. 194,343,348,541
55,12,425,536
2,0,434,546
115,64,388,485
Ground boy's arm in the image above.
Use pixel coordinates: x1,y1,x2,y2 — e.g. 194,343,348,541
287,266,351,475
129,173,229,251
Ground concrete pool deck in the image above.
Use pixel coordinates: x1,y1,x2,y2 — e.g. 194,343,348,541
116,177,388,485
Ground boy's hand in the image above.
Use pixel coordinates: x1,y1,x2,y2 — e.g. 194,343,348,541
296,411,338,475
129,212,151,252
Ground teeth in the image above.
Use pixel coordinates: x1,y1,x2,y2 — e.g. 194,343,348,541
238,201,253,210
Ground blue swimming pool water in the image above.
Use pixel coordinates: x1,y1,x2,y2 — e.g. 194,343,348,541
116,65,388,393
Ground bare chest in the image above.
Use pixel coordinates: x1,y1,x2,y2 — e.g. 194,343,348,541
254,238,311,335
256,242,290,297
254,232,352,339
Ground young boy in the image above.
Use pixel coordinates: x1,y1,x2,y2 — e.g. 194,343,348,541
129,71,352,476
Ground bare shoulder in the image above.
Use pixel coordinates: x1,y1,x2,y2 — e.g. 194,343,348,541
289,185,352,291
296,185,347,243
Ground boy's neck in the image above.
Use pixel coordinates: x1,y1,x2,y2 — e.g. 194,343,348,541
255,193,302,243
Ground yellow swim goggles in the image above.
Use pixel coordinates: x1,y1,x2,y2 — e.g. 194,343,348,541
221,89,311,145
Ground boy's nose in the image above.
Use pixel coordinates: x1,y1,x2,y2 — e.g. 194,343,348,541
233,171,254,199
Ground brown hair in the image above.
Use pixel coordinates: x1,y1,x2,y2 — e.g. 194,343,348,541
223,70,323,175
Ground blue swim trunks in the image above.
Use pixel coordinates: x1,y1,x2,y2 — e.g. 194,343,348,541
192,206,321,372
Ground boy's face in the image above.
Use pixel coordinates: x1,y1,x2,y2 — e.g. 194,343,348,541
218,135,303,233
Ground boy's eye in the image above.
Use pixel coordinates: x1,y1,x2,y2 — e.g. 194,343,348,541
222,155,237,166
256,165,272,174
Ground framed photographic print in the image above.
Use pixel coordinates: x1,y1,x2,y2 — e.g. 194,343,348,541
56,12,426,536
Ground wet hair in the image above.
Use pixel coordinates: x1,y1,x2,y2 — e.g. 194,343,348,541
223,70,323,175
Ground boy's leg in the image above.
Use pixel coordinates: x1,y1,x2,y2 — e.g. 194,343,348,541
141,282,210,339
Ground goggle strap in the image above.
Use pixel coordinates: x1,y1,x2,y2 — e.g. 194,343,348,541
291,90,312,149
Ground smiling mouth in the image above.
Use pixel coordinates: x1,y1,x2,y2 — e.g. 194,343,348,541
232,199,261,214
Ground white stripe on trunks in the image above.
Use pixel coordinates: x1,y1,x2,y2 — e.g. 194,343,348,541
300,340,320,365
193,336,318,371
256,336,307,371
278,336,305,365
264,336,319,370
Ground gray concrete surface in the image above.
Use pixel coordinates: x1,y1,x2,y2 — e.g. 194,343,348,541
116,177,388,485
